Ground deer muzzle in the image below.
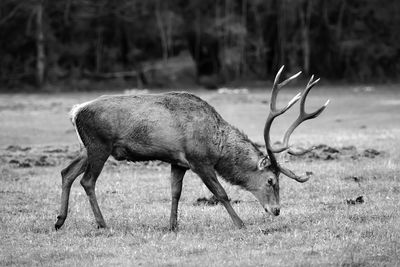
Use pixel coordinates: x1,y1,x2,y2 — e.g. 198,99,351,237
265,205,280,216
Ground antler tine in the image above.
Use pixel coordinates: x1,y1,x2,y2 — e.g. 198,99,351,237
280,166,311,183
278,71,302,88
270,65,285,111
273,65,285,86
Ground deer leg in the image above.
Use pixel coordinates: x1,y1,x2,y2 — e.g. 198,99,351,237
55,150,88,230
80,150,109,228
169,165,187,231
193,166,245,229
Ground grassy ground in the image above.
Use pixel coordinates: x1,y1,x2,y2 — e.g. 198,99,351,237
1,85,400,266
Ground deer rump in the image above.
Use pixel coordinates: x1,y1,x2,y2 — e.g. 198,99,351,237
72,92,228,169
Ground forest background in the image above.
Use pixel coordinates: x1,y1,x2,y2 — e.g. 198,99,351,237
1,0,399,91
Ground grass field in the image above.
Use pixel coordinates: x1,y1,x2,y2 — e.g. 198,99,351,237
1,85,400,266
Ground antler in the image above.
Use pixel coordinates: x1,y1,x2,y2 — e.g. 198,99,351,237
263,66,330,182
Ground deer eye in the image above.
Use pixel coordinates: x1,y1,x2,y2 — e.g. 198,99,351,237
267,178,274,186
257,157,270,171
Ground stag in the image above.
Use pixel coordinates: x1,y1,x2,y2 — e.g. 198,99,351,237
55,66,329,231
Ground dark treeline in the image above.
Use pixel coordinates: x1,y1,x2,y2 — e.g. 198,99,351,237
0,0,399,90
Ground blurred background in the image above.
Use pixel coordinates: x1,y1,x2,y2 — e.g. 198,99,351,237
0,0,399,91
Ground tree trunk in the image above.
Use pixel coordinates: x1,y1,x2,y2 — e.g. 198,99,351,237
155,0,168,63
36,0,45,88
119,21,129,68
300,18,310,75
240,0,247,76
276,0,286,72
299,1,312,75
95,25,103,73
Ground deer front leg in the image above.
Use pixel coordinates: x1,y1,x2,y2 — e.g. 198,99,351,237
193,166,245,229
169,165,186,231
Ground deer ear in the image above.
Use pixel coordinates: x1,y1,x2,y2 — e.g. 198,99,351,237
257,157,270,170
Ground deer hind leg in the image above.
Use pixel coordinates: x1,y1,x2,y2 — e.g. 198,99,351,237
193,166,245,229
80,147,110,228
169,165,187,231
55,149,88,230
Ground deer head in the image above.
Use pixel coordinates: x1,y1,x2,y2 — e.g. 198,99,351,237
251,66,330,216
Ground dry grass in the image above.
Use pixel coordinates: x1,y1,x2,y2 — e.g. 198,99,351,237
1,85,400,266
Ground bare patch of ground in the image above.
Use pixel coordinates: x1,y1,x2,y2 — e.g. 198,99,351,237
0,144,170,169
288,144,382,161
1,145,78,168
255,143,384,161
194,195,241,206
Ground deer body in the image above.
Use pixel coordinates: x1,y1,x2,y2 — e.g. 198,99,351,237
74,92,245,169
55,67,329,231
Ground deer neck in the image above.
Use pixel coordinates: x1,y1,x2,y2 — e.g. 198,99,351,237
215,127,264,190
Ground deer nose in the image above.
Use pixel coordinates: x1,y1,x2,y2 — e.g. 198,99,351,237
264,206,280,216
271,207,280,216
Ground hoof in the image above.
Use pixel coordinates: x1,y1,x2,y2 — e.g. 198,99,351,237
169,226,178,232
97,223,107,229
235,221,246,229
169,221,179,232
55,216,65,230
